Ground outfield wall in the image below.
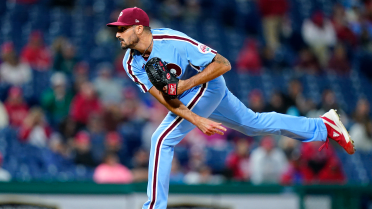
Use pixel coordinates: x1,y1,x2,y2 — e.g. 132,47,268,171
0,182,369,209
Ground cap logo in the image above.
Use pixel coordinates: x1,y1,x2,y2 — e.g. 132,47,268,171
118,11,123,20
135,19,140,23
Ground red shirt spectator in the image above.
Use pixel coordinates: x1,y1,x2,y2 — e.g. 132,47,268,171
258,0,288,17
70,82,102,125
297,141,345,184
225,138,251,181
4,87,29,128
236,39,262,74
20,31,52,71
331,4,357,47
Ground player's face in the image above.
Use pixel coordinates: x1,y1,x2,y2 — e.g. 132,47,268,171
116,26,139,50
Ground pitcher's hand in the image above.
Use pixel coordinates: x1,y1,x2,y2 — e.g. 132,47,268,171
195,116,226,136
163,80,187,95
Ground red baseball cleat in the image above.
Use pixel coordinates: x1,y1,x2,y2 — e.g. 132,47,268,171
319,109,355,154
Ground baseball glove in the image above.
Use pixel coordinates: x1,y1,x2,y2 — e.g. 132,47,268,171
145,57,179,99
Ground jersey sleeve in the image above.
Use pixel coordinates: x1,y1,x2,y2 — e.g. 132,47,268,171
170,35,217,69
123,50,153,93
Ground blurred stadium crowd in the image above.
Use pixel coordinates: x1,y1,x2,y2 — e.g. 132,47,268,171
0,0,371,185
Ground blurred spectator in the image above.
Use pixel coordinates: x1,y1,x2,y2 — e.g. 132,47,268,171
331,4,358,47
47,133,74,170
350,98,372,151
359,24,372,51
93,152,133,184
236,39,262,74
187,146,206,172
0,42,32,85
114,51,127,76
170,157,184,184
53,41,79,75
20,31,52,71
278,137,303,184
183,0,201,21
72,131,97,167
72,62,90,93
294,48,321,75
4,87,29,128
183,128,208,149
298,141,345,184
87,114,105,135
264,91,287,114
282,79,308,115
184,165,223,184
258,0,289,51
51,37,67,56
307,89,346,123
142,102,169,150
225,137,251,181
328,43,351,74
104,132,129,166
131,148,149,181
353,98,370,124
149,13,165,29
70,82,102,127
58,116,78,141
249,136,288,184
0,152,11,182
260,46,276,70
19,107,52,147
96,25,117,46
86,114,106,163
346,4,361,32
160,0,183,20
48,133,70,158
103,104,124,132
120,87,149,122
302,11,336,66
0,100,8,129
358,29,372,80
131,148,149,182
279,136,299,161
248,89,265,113
364,0,372,23
41,72,73,126
93,63,123,105
350,120,372,152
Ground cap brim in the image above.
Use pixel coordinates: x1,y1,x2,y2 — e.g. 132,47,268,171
106,22,133,27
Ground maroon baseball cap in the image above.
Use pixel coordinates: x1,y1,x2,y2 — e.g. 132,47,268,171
107,7,149,27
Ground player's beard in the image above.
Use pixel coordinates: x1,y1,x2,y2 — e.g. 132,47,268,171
120,35,139,50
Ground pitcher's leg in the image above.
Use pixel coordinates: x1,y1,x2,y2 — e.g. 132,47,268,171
143,124,178,209
209,89,327,142
143,82,225,209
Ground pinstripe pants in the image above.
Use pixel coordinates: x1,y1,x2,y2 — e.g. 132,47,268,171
143,76,327,209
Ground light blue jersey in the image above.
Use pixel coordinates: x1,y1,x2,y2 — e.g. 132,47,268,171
123,28,217,94
122,28,328,209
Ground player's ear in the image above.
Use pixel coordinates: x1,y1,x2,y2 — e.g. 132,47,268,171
134,25,144,35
